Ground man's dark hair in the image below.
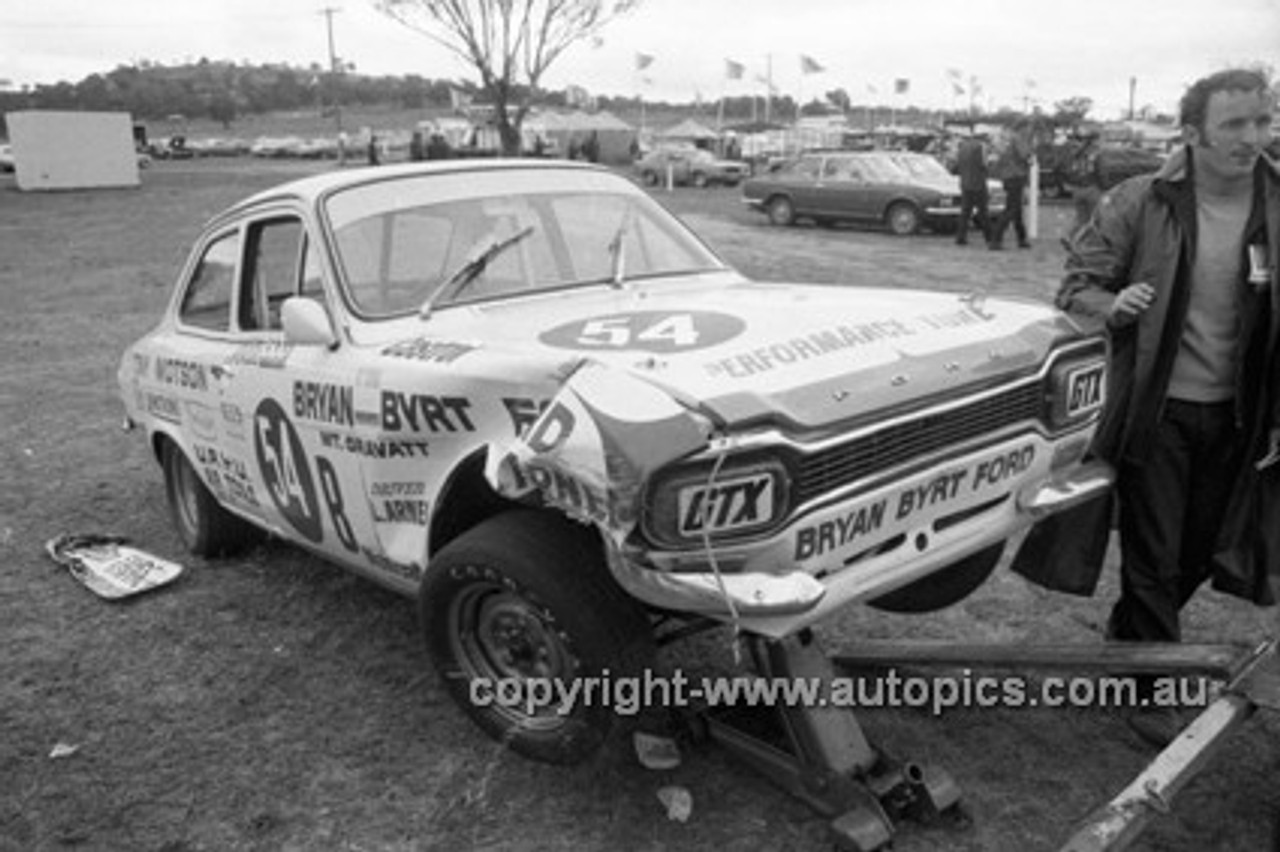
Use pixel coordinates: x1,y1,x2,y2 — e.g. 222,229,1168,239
1179,68,1271,132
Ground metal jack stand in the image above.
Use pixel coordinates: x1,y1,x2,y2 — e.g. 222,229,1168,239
699,630,963,852
827,636,1278,852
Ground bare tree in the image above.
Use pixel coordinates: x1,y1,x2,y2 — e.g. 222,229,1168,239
377,0,641,155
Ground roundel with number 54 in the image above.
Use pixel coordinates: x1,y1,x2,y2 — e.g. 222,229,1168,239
539,310,746,353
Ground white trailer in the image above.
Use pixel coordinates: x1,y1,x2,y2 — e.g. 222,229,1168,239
5,110,140,191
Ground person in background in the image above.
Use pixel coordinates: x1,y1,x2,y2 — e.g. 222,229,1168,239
988,120,1033,249
367,133,381,166
953,131,992,246
1063,130,1105,238
426,131,452,161
581,130,601,164
1039,67,1280,746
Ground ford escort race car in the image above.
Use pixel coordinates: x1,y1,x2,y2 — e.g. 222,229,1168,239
119,159,1111,764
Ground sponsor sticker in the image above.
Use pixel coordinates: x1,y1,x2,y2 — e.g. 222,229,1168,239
1065,363,1105,417
677,473,776,537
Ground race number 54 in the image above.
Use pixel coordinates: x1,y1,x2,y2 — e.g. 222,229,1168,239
254,398,323,543
577,314,699,348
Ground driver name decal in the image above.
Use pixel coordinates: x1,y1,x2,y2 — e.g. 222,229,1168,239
539,310,746,353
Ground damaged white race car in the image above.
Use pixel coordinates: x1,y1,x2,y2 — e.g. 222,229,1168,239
119,159,1111,764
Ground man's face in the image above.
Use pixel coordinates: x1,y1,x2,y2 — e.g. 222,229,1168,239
1187,88,1274,180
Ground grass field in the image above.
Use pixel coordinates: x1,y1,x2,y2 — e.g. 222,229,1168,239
1,158,1277,852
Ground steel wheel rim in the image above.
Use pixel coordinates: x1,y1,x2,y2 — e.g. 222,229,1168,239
449,580,576,729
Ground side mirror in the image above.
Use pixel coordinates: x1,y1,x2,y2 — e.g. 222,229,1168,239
281,297,338,348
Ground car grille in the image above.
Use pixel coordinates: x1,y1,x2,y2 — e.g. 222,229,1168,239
793,381,1043,504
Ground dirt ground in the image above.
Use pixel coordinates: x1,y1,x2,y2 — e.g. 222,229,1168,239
1,159,1277,852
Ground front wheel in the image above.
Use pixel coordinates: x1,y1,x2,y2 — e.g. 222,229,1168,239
691,171,709,188
886,201,922,236
419,511,656,765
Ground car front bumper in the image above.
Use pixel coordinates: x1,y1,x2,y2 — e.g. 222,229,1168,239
606,433,1113,638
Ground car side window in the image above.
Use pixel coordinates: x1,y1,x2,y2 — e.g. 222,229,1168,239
239,216,305,332
793,158,822,180
179,231,239,332
300,236,325,302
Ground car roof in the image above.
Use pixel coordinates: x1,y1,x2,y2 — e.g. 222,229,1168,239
215,158,615,223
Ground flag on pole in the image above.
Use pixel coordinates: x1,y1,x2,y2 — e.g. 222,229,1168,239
800,54,825,74
946,68,963,81
894,78,910,94
634,53,654,71
725,58,745,80
951,81,966,96
449,87,473,111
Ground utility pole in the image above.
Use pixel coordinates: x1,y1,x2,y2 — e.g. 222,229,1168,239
321,6,346,165
1128,76,1137,121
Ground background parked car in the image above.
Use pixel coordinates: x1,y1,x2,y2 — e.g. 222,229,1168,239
0,143,13,172
742,149,1005,235
635,146,749,188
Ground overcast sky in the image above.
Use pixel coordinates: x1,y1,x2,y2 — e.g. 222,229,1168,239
1,0,1277,119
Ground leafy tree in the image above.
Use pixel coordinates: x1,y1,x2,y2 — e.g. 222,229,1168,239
1053,96,1093,125
825,88,851,113
377,0,641,155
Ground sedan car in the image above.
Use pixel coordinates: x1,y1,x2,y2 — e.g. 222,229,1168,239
635,146,750,188
742,149,1006,235
120,159,1109,765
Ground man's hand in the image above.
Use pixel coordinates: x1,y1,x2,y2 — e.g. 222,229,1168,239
1257,427,1280,471
1108,282,1156,328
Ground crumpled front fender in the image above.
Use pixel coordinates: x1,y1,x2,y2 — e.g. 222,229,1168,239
484,359,712,541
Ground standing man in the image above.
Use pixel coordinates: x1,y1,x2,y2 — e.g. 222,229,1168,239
1029,68,1279,743
954,131,992,246
988,120,1033,249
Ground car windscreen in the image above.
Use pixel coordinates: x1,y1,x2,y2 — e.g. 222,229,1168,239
323,170,725,318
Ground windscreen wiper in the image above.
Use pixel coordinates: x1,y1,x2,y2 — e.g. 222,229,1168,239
420,224,535,318
606,206,636,289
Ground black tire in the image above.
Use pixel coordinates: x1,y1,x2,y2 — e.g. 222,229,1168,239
866,541,1005,614
419,510,656,765
886,201,922,236
641,170,659,187
768,195,796,226
691,171,709,189
162,440,260,557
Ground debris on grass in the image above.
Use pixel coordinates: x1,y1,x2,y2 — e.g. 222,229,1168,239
634,731,682,771
657,785,693,822
49,742,80,759
45,533,183,599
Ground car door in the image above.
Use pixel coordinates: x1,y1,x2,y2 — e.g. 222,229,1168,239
784,156,826,217
851,155,898,220
218,208,372,566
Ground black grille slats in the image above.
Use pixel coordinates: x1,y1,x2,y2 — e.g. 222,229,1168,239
794,383,1042,502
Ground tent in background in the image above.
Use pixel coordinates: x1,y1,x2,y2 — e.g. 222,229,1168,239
526,110,637,165
657,118,719,148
